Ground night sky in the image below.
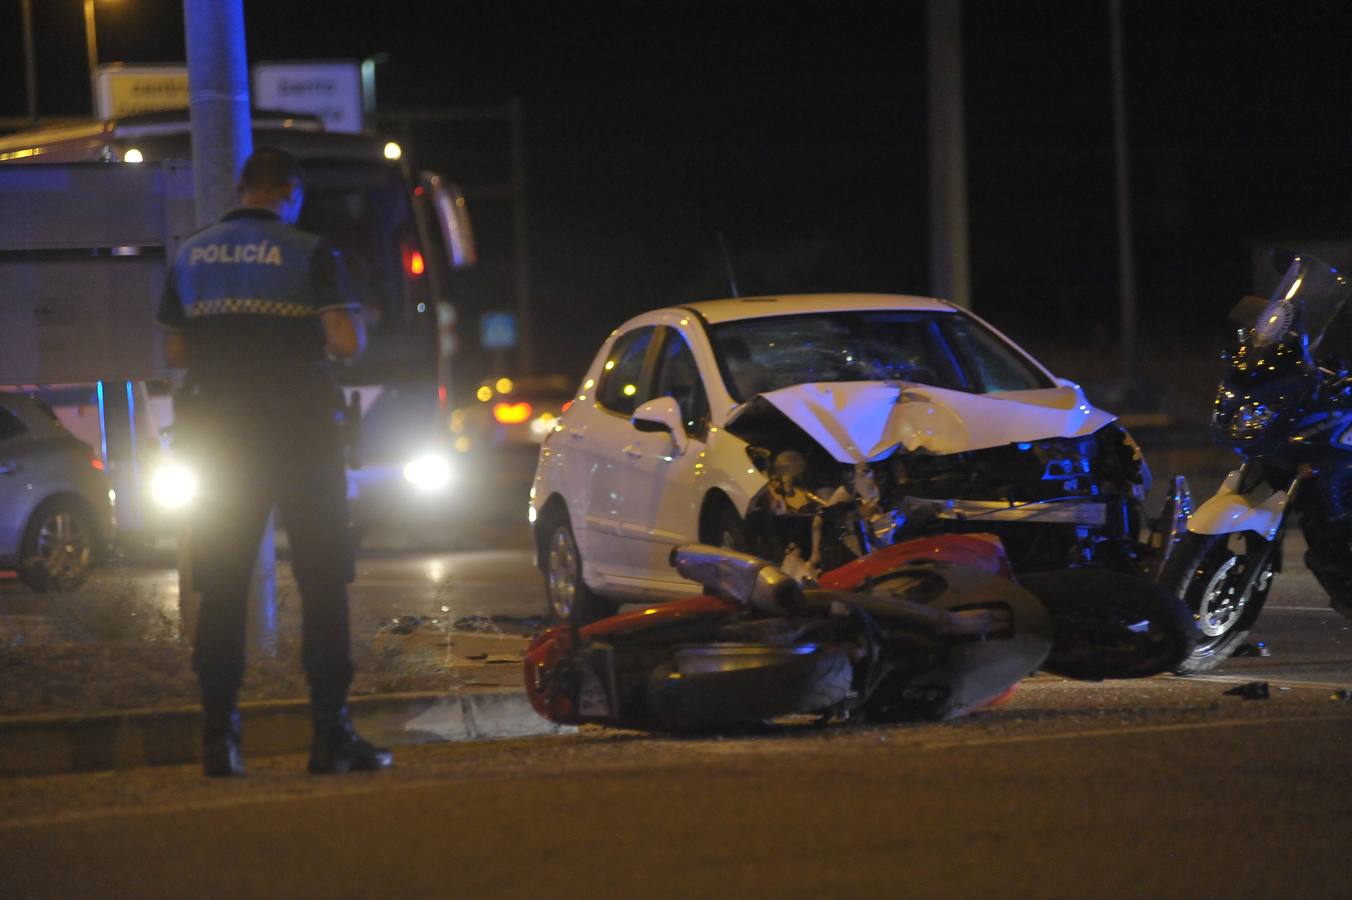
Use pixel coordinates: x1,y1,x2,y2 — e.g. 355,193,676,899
5,0,1352,385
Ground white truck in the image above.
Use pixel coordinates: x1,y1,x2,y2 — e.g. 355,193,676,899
0,110,476,550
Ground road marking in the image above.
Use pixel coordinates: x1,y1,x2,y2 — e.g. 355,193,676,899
1185,674,1352,692
913,712,1351,752
1266,605,1346,613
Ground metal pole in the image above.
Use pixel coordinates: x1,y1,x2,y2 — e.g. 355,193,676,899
183,0,253,228
83,0,99,116
182,0,275,655
926,0,972,310
509,97,534,375
21,0,38,123
1109,0,1138,381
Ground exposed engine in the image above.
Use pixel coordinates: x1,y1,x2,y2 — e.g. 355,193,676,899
732,397,1151,580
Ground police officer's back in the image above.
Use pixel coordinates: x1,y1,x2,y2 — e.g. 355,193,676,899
157,148,390,776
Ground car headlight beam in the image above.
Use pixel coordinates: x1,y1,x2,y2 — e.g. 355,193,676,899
403,453,452,491
150,462,199,509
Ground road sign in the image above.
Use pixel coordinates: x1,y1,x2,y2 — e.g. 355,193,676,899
95,64,189,119
480,311,518,351
252,61,365,134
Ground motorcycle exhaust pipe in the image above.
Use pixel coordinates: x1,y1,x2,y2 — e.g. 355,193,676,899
670,544,804,614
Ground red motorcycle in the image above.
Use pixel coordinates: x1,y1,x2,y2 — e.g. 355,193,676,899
525,534,1193,731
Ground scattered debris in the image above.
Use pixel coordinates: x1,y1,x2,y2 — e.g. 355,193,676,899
380,615,432,636
1330,690,1352,704
1231,641,1271,658
452,615,501,634
1223,681,1270,700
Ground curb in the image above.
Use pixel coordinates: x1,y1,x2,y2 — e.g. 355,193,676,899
0,688,570,778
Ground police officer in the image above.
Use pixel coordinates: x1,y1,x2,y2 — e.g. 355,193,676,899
157,147,391,776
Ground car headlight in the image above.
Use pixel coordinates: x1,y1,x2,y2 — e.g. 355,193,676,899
1227,402,1275,439
403,453,452,491
150,462,199,509
528,412,557,440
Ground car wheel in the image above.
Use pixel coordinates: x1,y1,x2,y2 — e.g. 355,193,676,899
18,498,97,592
541,514,611,626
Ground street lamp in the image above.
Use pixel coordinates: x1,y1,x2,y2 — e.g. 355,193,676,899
84,0,118,116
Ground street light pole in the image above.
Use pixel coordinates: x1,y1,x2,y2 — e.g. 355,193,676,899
927,0,972,310
83,0,100,116
21,0,38,123
1109,0,1138,381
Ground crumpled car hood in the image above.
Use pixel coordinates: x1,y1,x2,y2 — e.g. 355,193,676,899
725,381,1116,462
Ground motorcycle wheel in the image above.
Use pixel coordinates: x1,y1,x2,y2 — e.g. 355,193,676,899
1020,567,1197,680
1158,531,1274,674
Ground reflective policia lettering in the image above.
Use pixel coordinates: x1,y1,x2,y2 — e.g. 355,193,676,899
188,241,284,266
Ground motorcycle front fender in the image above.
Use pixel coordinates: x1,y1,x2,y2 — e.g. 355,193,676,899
1188,469,1288,541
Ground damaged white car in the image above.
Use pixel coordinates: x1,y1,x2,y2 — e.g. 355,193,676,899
530,294,1151,624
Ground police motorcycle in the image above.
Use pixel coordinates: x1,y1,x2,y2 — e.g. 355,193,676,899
525,531,1194,732
1157,255,1352,673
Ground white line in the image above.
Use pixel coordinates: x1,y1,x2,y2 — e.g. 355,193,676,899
1265,605,1345,613
1185,674,1352,691
915,712,1350,751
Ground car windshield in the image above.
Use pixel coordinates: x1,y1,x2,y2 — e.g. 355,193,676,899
709,310,1052,402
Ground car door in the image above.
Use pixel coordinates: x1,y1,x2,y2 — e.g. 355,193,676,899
567,325,659,578
0,402,36,560
620,325,716,587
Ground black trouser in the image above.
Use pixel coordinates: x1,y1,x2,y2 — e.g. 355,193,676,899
184,391,353,714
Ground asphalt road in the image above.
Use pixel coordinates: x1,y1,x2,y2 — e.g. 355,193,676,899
1,676,1350,899
3,531,1352,898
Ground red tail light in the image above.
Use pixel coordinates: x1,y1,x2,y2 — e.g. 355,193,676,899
89,455,104,471
406,249,425,276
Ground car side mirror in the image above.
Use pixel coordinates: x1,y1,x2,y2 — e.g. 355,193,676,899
632,397,689,455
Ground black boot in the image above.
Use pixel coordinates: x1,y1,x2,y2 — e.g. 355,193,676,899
202,708,244,777
308,706,392,774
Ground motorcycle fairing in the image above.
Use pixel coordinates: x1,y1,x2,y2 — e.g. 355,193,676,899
1188,468,1290,541
725,380,1116,462
816,533,1013,589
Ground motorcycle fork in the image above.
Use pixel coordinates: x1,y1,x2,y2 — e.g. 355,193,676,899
1228,467,1300,601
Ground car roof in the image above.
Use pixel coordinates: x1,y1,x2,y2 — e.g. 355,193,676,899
679,293,957,325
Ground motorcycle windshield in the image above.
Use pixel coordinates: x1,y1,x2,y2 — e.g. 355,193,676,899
1252,256,1351,352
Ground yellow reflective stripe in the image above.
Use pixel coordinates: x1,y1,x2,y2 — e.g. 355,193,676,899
184,298,315,318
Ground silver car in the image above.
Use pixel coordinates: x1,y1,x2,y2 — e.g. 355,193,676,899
0,393,114,590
